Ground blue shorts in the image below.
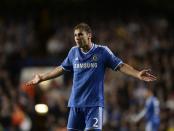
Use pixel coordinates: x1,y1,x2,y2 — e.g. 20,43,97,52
67,106,103,131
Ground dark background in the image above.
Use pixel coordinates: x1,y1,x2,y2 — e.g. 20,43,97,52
0,0,174,131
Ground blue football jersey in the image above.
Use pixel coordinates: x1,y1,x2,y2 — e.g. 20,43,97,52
61,43,123,107
145,96,160,124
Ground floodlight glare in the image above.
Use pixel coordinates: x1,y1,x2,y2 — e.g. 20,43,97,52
35,104,48,114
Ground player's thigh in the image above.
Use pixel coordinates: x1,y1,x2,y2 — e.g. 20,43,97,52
146,122,159,131
146,122,152,131
85,107,103,130
67,107,85,131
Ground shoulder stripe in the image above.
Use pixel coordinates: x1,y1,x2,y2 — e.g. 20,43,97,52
70,46,78,51
114,61,123,70
95,44,114,55
60,65,71,72
68,46,78,54
103,46,114,55
72,45,78,49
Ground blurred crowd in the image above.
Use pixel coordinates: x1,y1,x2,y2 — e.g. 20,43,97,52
0,13,174,131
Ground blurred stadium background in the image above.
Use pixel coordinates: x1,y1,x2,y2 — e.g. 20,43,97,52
0,0,174,130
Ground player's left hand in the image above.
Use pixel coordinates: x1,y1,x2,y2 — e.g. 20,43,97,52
138,69,157,82
129,115,139,123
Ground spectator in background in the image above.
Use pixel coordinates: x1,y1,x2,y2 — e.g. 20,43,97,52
46,34,66,57
130,86,160,131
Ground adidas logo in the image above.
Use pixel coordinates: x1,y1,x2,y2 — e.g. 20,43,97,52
75,57,79,61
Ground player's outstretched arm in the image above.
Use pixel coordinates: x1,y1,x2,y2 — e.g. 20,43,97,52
118,63,157,82
130,109,146,123
26,66,65,86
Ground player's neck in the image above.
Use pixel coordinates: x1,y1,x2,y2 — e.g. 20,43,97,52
81,42,93,53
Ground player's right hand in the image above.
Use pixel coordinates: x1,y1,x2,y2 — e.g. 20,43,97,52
25,74,42,86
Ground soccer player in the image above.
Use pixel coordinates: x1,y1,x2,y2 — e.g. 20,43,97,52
130,86,160,131
26,23,157,131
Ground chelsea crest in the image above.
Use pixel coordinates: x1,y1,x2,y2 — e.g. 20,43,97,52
92,54,98,61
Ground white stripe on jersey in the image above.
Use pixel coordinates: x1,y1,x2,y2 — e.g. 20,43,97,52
95,44,114,55
114,61,123,70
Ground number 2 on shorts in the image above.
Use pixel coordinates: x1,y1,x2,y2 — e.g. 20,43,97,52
93,118,98,127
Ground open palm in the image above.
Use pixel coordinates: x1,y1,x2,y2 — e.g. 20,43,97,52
138,69,157,82
26,74,41,86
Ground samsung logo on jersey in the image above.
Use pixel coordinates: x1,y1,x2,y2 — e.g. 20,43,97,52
74,63,97,69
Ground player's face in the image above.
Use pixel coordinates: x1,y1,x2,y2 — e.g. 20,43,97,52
74,29,91,48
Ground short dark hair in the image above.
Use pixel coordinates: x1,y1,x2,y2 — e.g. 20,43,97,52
74,22,92,34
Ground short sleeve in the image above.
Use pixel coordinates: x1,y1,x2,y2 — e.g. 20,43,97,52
103,46,123,70
61,48,73,72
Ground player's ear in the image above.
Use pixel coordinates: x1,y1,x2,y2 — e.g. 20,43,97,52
88,33,92,39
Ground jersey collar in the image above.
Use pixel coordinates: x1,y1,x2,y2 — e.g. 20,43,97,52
80,43,94,54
